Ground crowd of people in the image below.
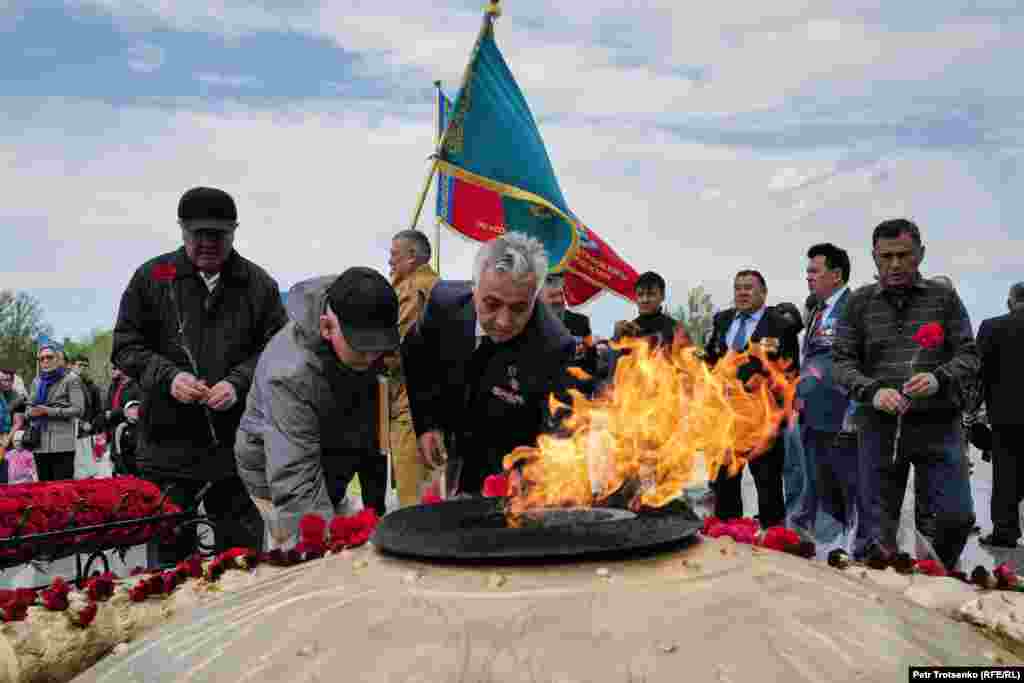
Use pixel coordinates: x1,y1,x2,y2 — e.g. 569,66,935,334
1,187,1020,576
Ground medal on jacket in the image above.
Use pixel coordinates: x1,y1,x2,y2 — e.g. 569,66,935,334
507,365,520,392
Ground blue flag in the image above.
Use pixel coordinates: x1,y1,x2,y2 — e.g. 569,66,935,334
437,17,579,271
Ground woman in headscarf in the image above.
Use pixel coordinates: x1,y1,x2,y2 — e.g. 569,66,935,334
24,343,86,481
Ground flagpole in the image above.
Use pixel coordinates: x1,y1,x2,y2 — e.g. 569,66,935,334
432,79,443,275
407,0,501,232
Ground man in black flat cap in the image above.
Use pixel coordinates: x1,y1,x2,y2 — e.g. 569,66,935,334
113,186,288,566
236,268,400,546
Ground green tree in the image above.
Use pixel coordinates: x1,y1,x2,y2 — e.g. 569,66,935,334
671,285,716,349
0,290,53,383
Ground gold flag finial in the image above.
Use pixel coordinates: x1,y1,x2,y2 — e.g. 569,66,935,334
485,1,502,18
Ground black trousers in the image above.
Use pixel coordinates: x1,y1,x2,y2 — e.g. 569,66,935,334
991,425,1024,540
326,451,388,515
35,451,75,481
143,474,264,568
712,436,785,528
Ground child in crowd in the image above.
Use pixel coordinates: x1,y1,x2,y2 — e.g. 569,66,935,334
5,430,38,484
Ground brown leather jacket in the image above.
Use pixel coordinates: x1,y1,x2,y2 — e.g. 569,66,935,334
387,263,439,411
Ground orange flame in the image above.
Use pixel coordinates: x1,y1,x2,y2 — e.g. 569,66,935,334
502,338,797,524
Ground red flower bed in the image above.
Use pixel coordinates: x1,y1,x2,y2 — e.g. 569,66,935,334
0,478,183,561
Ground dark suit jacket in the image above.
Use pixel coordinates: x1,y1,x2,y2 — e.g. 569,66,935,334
977,309,1024,427
797,290,851,432
401,281,576,479
704,306,801,377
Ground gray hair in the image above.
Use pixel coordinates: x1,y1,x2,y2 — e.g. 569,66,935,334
1009,282,1024,309
392,229,432,265
472,232,549,300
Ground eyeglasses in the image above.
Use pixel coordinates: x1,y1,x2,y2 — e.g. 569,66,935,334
38,354,56,361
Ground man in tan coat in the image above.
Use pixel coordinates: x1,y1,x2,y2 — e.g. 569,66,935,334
387,229,439,505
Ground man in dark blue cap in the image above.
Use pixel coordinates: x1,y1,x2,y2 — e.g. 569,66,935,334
236,268,400,547
113,186,288,565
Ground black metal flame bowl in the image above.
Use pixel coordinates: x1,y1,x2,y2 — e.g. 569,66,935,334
372,498,703,564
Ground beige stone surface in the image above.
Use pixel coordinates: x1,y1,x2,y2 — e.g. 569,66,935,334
70,537,1018,683
958,591,1024,646
0,567,291,683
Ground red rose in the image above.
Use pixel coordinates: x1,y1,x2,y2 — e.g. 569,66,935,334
1,605,27,622
482,474,509,498
152,263,177,282
912,323,944,350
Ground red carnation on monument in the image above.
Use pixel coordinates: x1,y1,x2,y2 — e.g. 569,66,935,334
71,602,99,628
296,514,328,556
482,474,509,498
913,559,947,577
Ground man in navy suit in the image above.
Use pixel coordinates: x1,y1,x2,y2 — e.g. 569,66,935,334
791,243,855,534
704,270,800,527
977,282,1024,547
401,232,576,495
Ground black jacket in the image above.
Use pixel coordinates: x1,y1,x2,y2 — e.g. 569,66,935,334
977,309,1024,427
112,247,287,480
402,281,575,492
704,306,801,379
561,309,598,378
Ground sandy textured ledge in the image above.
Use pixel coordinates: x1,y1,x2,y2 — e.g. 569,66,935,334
2,540,1022,683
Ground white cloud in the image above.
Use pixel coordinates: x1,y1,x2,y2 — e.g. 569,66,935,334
126,41,164,73
2,95,1020,340
195,72,262,88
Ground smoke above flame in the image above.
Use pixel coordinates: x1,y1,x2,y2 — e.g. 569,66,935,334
503,338,797,524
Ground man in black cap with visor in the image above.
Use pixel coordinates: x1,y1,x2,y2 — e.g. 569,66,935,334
113,186,288,564
236,268,400,546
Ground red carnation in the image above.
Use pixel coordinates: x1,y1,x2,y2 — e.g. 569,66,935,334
702,516,722,535
40,589,69,611
300,514,327,542
759,526,801,552
914,559,948,577
1,605,28,622
994,562,1019,589
421,481,443,505
912,322,944,351
328,508,380,550
128,582,149,602
85,574,116,602
482,474,509,498
71,602,98,627
152,263,177,282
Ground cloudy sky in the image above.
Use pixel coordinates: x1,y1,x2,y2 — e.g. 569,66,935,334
2,0,1021,343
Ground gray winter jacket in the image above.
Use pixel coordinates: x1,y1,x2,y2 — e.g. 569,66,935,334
235,275,373,534
25,371,86,454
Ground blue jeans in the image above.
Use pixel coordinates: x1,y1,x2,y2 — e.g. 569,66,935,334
782,422,806,520
856,415,974,569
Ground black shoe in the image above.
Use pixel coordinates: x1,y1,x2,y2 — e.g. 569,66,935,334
979,533,1019,549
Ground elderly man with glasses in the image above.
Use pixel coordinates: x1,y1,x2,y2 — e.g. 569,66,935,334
113,186,288,566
